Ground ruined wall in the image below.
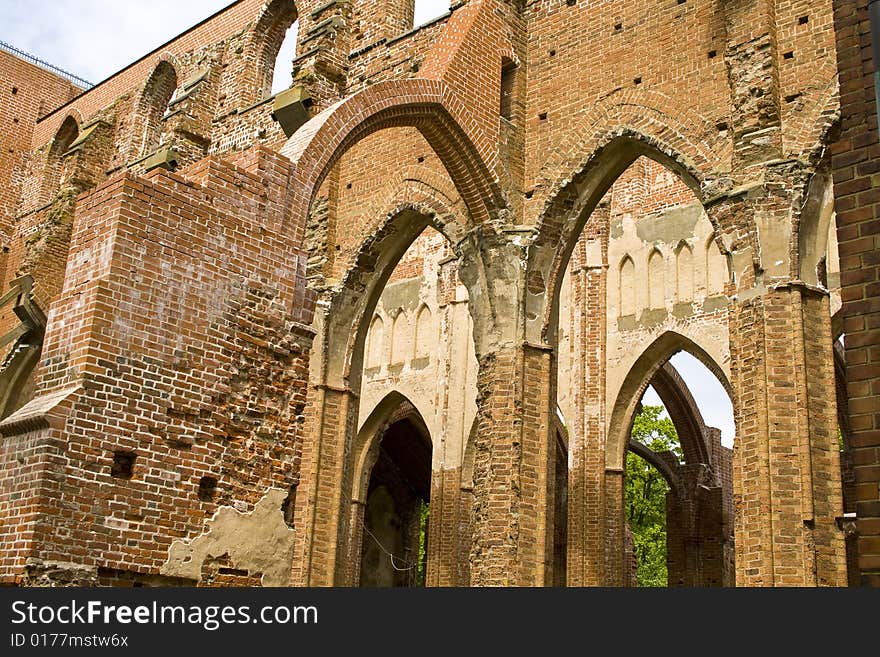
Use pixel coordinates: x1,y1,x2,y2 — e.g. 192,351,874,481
0,148,313,585
0,0,861,587
0,50,81,240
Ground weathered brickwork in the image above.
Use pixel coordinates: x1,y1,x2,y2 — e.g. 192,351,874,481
831,0,880,588
0,50,81,239
0,0,870,587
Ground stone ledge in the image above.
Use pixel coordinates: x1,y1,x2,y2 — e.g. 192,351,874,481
0,385,81,437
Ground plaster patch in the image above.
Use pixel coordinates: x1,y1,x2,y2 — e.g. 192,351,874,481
161,488,295,586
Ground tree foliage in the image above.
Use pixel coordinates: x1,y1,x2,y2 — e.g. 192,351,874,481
625,404,681,587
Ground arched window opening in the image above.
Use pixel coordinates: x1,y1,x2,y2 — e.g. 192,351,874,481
390,311,409,365
44,115,79,195
360,416,432,587
500,59,517,121
354,214,472,585
138,61,177,157
271,19,300,94
628,349,735,587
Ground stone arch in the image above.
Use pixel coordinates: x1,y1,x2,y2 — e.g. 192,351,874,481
42,114,80,198
279,79,504,234
535,89,722,210
607,331,732,471
294,202,477,585
349,390,433,587
526,130,715,345
650,362,713,468
289,81,500,586
627,438,684,500
318,207,464,390
353,390,434,508
135,58,178,158
246,0,300,100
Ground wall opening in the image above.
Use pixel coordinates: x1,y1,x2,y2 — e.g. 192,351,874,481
138,61,177,157
43,115,79,196
359,417,432,587
271,19,300,94
552,148,734,587
631,351,735,587
500,60,516,121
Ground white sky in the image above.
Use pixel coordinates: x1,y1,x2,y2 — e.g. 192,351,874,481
642,352,735,447
3,1,735,445
0,0,451,86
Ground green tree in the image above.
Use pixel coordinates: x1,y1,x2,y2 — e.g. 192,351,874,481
625,404,681,587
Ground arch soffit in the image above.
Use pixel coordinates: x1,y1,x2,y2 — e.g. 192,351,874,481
606,331,732,471
352,390,433,503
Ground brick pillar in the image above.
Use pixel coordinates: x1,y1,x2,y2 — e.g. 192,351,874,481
426,467,465,586
728,284,848,586
565,204,609,586
830,0,880,588
723,0,783,171
351,0,415,49
291,382,359,586
468,343,555,586
461,229,555,587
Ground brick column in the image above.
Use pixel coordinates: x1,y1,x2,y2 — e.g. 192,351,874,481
728,283,847,586
831,0,880,588
290,381,360,586
468,343,556,586
460,229,556,586
564,205,610,586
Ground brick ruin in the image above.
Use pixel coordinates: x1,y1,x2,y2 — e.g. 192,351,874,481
0,0,876,587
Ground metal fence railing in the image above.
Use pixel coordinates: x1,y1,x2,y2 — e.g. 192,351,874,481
0,40,92,89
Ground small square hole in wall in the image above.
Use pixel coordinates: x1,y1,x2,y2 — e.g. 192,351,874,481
198,476,218,502
634,77,642,85
11,86,18,95
111,451,136,480
783,51,794,60
799,15,809,25
708,50,717,59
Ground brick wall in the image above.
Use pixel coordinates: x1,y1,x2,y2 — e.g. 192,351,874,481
0,0,862,587
0,148,314,585
831,0,880,587
0,51,80,239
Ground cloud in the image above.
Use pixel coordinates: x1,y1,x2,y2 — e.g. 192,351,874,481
1,0,453,87
1,0,231,84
